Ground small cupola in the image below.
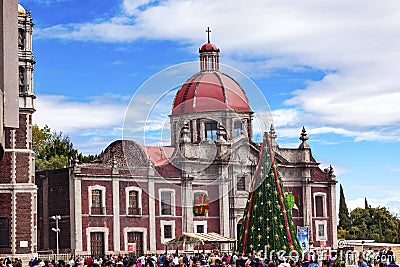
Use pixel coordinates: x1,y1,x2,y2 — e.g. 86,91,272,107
199,27,220,72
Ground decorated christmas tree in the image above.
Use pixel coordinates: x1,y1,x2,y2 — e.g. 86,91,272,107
237,132,301,256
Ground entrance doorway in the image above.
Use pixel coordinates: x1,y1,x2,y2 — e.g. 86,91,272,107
90,232,105,257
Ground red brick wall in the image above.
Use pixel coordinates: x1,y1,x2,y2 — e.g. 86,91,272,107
81,180,114,251
311,187,333,247
154,183,183,217
15,114,27,149
0,152,12,183
36,168,71,251
15,152,30,183
81,180,113,214
81,216,114,252
4,128,12,149
118,181,148,215
155,218,182,251
15,193,32,254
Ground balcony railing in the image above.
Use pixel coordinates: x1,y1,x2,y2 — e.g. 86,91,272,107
128,207,141,215
91,206,105,215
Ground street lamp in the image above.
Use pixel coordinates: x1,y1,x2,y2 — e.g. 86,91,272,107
51,215,61,258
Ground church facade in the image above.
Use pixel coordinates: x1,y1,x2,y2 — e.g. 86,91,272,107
0,2,37,259
36,39,337,256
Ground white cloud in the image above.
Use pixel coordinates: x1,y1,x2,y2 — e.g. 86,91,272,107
123,0,157,15
33,0,400,142
34,93,129,132
33,93,133,154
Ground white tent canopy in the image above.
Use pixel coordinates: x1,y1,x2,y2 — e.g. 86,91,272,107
166,232,236,247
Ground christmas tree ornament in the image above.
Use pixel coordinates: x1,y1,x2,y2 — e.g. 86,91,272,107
286,193,295,210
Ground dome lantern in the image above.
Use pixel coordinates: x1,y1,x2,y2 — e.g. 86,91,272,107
18,3,27,16
199,27,220,71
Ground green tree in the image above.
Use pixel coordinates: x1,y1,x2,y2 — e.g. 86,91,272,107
365,197,369,209
338,184,351,231
237,132,301,255
349,206,400,243
33,124,100,171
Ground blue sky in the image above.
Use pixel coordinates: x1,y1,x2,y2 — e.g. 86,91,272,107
20,0,400,213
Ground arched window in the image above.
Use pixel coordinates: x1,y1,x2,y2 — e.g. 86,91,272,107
19,66,26,93
205,122,217,140
88,185,106,215
18,28,25,49
234,120,243,138
92,190,103,215
126,186,142,216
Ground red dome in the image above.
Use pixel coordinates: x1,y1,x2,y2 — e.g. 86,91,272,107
199,42,220,52
172,72,251,115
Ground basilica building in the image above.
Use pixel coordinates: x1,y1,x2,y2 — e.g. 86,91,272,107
36,36,337,256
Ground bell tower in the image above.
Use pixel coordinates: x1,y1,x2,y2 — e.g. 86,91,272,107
0,2,37,259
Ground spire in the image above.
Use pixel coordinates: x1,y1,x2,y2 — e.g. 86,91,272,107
269,124,277,139
269,124,278,149
299,126,310,149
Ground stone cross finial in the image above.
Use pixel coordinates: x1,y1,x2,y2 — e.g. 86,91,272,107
269,124,277,139
299,126,309,141
299,126,310,149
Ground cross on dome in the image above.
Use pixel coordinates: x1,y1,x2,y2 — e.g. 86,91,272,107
206,27,211,43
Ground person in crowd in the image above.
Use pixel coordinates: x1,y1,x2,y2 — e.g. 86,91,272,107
231,253,238,267
172,254,179,267
359,256,368,267
208,254,217,267
307,260,318,267
388,260,399,267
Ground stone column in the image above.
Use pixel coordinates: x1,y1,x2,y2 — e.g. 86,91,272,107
148,181,156,252
71,166,83,253
112,179,120,252
181,175,194,233
219,177,230,237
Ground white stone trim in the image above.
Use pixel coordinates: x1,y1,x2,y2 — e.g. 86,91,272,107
72,177,83,251
160,220,175,244
125,186,143,216
31,192,37,253
86,227,109,254
193,220,208,234
123,227,148,253
313,192,327,217
148,182,156,252
159,188,176,216
112,180,120,252
314,220,327,241
88,185,106,215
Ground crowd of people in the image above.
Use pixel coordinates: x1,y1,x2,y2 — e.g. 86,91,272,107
360,247,398,267
1,248,397,267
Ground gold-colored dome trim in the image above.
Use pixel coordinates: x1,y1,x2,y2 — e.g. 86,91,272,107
18,3,27,16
